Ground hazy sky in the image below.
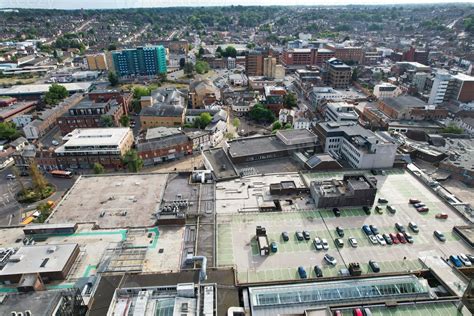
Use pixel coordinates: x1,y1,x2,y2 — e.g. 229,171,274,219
0,0,471,10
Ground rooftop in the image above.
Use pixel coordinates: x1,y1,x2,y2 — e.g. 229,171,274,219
145,127,182,141
0,82,92,96
382,96,427,111
57,128,131,152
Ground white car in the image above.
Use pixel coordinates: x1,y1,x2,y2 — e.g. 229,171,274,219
321,239,329,250
313,238,323,251
458,253,472,266
368,235,378,245
348,237,358,248
51,140,59,146
324,253,337,266
376,234,386,245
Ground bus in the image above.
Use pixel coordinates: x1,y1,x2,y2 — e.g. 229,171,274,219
50,170,73,179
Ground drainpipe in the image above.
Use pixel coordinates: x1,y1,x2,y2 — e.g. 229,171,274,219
191,256,207,282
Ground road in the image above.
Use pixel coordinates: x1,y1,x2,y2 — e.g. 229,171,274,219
0,166,76,226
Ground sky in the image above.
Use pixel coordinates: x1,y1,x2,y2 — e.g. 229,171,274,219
0,0,471,10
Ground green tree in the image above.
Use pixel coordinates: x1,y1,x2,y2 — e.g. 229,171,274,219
108,43,117,51
283,93,298,108
195,61,209,74
93,163,105,174
198,47,205,58
442,123,464,134
249,103,275,123
133,86,151,99
0,122,20,140
283,123,293,129
100,115,114,127
44,84,68,105
122,150,143,172
272,121,282,131
194,112,212,129
119,115,130,127
108,71,119,86
232,117,240,128
223,46,237,58
29,161,48,192
184,62,194,76
352,68,359,82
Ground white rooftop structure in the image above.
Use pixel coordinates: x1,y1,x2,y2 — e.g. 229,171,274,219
56,128,132,154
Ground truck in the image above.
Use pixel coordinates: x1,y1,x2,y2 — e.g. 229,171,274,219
256,226,269,256
348,262,362,276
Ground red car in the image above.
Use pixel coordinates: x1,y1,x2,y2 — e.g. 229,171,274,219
389,233,399,244
409,198,420,204
333,311,342,316
436,213,448,219
417,207,429,213
353,308,363,316
397,232,407,244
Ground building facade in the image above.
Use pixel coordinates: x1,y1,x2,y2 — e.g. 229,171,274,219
112,46,167,77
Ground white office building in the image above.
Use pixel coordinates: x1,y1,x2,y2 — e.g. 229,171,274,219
428,72,452,105
325,102,359,123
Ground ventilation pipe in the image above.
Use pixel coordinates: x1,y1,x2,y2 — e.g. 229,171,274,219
191,256,207,281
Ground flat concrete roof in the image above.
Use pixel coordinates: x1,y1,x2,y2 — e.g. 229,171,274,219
48,174,168,228
0,82,92,95
60,128,131,148
0,243,78,276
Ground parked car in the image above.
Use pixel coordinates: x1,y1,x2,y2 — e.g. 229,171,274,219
409,198,420,204
51,140,59,146
409,222,419,233
282,232,289,241
362,225,372,236
387,205,396,214
333,311,342,316
369,260,380,272
458,254,472,266
378,198,388,204
389,233,400,244
321,239,329,250
313,238,323,251
414,203,426,208
336,226,344,237
416,207,429,213
449,255,462,268
362,206,371,215
369,225,379,235
335,238,344,248
368,235,378,245
353,308,363,316
403,232,414,243
298,266,307,279
466,254,474,264
383,233,393,245
5,174,15,180
375,205,384,214
349,237,358,248
376,234,386,245
295,231,304,241
436,213,448,219
303,230,311,240
324,254,337,266
333,207,341,217
314,265,323,277
270,242,278,253
395,223,405,233
363,307,373,316
434,230,446,242
397,232,407,244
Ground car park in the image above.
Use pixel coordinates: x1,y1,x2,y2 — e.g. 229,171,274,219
389,233,399,244
436,213,448,219
313,238,323,251
321,239,329,250
336,226,344,237
387,205,396,213
378,198,388,203
375,234,386,245
409,198,420,204
369,260,380,272
269,241,278,252
362,225,372,235
458,254,472,266
434,230,446,242
281,232,289,241
368,235,378,244
449,255,462,268
395,222,405,233
295,231,304,241
303,230,311,240
362,206,371,215
314,265,323,277
333,207,341,217
383,233,393,245
324,254,337,265
403,232,414,243
298,266,307,279
335,238,344,248
397,232,407,244
409,222,419,233
348,237,358,248
369,225,379,235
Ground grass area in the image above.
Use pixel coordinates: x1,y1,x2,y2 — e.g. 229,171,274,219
17,184,55,203
0,76,39,86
